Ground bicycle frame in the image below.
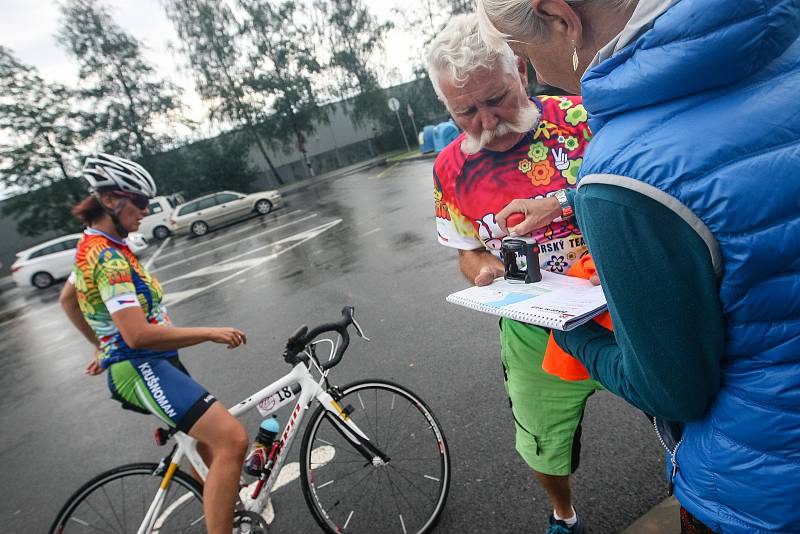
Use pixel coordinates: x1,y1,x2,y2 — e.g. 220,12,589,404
137,347,375,534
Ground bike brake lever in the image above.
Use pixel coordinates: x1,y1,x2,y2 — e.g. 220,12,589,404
351,314,371,342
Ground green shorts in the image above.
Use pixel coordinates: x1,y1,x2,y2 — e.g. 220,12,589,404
499,318,602,476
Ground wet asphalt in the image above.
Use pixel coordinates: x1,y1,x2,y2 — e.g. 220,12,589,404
0,160,665,533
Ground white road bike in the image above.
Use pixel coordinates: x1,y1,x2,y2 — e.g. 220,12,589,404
50,307,451,534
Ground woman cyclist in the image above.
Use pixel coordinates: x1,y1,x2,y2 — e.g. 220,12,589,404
63,153,248,534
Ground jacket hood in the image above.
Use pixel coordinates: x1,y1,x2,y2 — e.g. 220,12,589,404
582,0,800,130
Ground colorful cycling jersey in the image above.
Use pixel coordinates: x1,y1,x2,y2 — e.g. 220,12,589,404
434,95,592,274
73,228,176,367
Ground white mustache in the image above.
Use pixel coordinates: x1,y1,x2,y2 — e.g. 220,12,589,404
461,104,541,155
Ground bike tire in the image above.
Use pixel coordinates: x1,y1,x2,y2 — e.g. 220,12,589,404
299,379,451,534
49,462,204,534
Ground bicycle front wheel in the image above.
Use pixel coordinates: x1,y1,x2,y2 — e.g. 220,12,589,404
50,462,205,534
300,379,451,534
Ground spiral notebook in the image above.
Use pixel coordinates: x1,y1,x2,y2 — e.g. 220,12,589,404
446,271,607,331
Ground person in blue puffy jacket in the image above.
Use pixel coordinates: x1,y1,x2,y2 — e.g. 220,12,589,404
476,0,800,532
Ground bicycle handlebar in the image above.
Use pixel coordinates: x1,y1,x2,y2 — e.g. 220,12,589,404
283,306,355,371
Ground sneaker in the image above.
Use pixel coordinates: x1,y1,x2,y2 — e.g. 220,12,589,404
547,513,585,534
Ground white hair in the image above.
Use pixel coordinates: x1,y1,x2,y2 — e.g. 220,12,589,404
477,0,639,51
427,13,520,101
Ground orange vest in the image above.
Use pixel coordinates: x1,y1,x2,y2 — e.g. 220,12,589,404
542,255,612,381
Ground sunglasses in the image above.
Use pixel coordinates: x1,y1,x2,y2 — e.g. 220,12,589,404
114,191,150,210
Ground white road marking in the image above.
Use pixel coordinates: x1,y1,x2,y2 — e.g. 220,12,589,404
162,219,342,306
153,212,318,272
360,227,382,237
152,209,308,264
239,445,336,525
369,162,399,180
144,236,171,270
163,257,263,285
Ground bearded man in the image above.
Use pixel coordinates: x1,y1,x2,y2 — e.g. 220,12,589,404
429,14,601,534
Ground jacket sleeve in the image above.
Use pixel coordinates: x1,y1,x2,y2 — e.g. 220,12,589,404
553,183,724,421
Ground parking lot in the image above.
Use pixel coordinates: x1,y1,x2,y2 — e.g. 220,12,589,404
0,160,665,533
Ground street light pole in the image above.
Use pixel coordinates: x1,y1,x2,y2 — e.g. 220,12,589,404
407,104,419,145
388,97,410,152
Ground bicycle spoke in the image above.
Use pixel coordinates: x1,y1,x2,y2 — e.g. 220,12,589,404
334,468,380,527
56,467,204,534
83,491,122,534
303,383,449,534
66,517,119,534
380,402,416,454
388,456,441,462
314,461,373,487
387,463,443,484
100,485,126,532
385,464,424,527
352,391,378,446
121,477,127,534
386,464,440,500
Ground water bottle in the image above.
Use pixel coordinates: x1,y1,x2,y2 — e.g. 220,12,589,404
244,416,280,476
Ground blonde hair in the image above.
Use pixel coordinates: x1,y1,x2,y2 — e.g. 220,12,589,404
477,0,639,50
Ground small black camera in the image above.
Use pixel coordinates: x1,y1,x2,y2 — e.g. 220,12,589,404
501,238,542,283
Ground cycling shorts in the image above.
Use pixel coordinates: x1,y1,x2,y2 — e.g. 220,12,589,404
107,356,216,433
499,318,603,476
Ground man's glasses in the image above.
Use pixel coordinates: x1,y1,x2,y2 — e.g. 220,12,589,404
115,191,150,210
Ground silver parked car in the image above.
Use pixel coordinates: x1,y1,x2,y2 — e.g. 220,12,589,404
169,190,284,237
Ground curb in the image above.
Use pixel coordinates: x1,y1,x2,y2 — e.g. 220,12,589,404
622,497,679,533
386,152,437,164
277,155,390,195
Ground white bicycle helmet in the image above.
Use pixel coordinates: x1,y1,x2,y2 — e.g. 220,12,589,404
82,153,157,198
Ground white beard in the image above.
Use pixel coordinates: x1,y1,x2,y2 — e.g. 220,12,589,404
461,103,541,155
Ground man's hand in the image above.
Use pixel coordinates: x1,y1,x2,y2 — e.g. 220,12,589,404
496,197,561,236
206,327,247,349
474,265,503,286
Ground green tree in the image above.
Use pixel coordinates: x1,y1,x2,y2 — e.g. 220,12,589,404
1,178,85,237
313,0,392,125
0,46,88,236
58,0,185,159
239,0,327,177
148,132,258,197
163,0,284,185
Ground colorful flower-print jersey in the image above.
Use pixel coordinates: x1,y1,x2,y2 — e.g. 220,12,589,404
433,95,592,274
73,228,176,367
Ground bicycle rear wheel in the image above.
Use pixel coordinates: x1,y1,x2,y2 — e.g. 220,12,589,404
300,379,450,534
50,463,204,534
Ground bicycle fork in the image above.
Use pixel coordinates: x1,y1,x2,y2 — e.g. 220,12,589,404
137,446,187,534
321,389,390,465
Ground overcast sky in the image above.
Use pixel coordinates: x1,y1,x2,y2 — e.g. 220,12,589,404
1,0,427,138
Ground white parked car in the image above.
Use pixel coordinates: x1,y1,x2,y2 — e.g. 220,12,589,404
11,232,148,290
170,189,284,237
11,234,82,289
139,194,184,240
126,232,149,254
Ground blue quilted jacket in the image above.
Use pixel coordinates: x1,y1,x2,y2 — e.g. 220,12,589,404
578,0,800,531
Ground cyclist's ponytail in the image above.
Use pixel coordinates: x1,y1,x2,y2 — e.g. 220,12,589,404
72,195,105,226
